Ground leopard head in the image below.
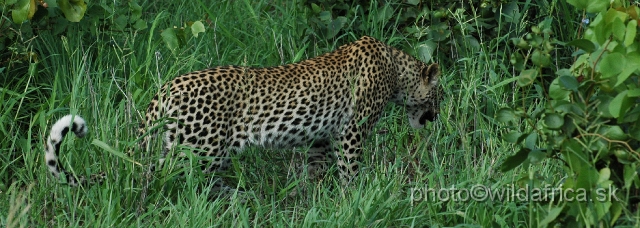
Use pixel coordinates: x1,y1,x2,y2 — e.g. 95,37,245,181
404,63,443,128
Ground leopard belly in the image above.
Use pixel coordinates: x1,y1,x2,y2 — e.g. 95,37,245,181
240,102,353,149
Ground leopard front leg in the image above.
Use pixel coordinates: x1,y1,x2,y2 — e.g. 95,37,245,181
334,117,377,186
288,140,335,197
306,140,334,180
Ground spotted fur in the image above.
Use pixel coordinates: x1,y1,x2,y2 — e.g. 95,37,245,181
45,114,89,186
46,36,443,187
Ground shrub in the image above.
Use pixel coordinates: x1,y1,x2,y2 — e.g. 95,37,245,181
498,0,640,226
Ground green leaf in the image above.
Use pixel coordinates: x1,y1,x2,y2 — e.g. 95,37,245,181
318,11,331,21
561,115,577,136
604,8,629,24
610,201,623,227
630,125,640,141
559,75,579,92
531,49,551,67
11,0,36,23
114,15,128,31
567,0,587,10
628,89,640,97
576,165,599,189
587,0,608,13
599,125,628,141
510,52,525,70
624,164,638,189
524,132,538,149
594,198,612,221
570,54,589,74
592,139,609,155
57,0,87,22
427,22,451,42
407,0,420,5
512,38,530,49
566,39,596,52
562,139,587,171
161,28,180,54
624,20,637,46
502,2,520,23
191,21,206,38
100,3,113,14
129,2,142,22
325,16,347,39
504,131,523,143
615,65,636,87
527,150,547,164
550,134,567,147
599,52,625,79
615,51,640,87
517,69,537,87
594,15,612,44
609,90,633,118
53,16,69,35
554,100,583,115
375,5,393,24
544,113,564,130
496,108,517,123
417,41,436,63
500,148,530,172
598,167,611,184
539,205,564,227
133,19,147,30
611,18,626,41
310,3,321,13
549,77,571,100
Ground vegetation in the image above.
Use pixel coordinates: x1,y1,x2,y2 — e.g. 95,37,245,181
1,0,638,226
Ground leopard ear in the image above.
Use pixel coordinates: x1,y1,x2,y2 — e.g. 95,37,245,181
421,63,440,86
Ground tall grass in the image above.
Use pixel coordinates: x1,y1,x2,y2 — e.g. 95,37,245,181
0,0,608,227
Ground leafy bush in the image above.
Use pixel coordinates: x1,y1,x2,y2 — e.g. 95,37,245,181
498,0,640,226
297,0,577,65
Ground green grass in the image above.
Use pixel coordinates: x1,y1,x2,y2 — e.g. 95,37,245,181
4,0,633,227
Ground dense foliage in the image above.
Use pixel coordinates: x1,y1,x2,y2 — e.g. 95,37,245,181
498,0,640,226
1,0,638,226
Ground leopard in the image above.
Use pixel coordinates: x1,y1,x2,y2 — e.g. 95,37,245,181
44,36,443,188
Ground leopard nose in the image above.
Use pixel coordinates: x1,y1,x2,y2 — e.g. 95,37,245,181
419,110,438,125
